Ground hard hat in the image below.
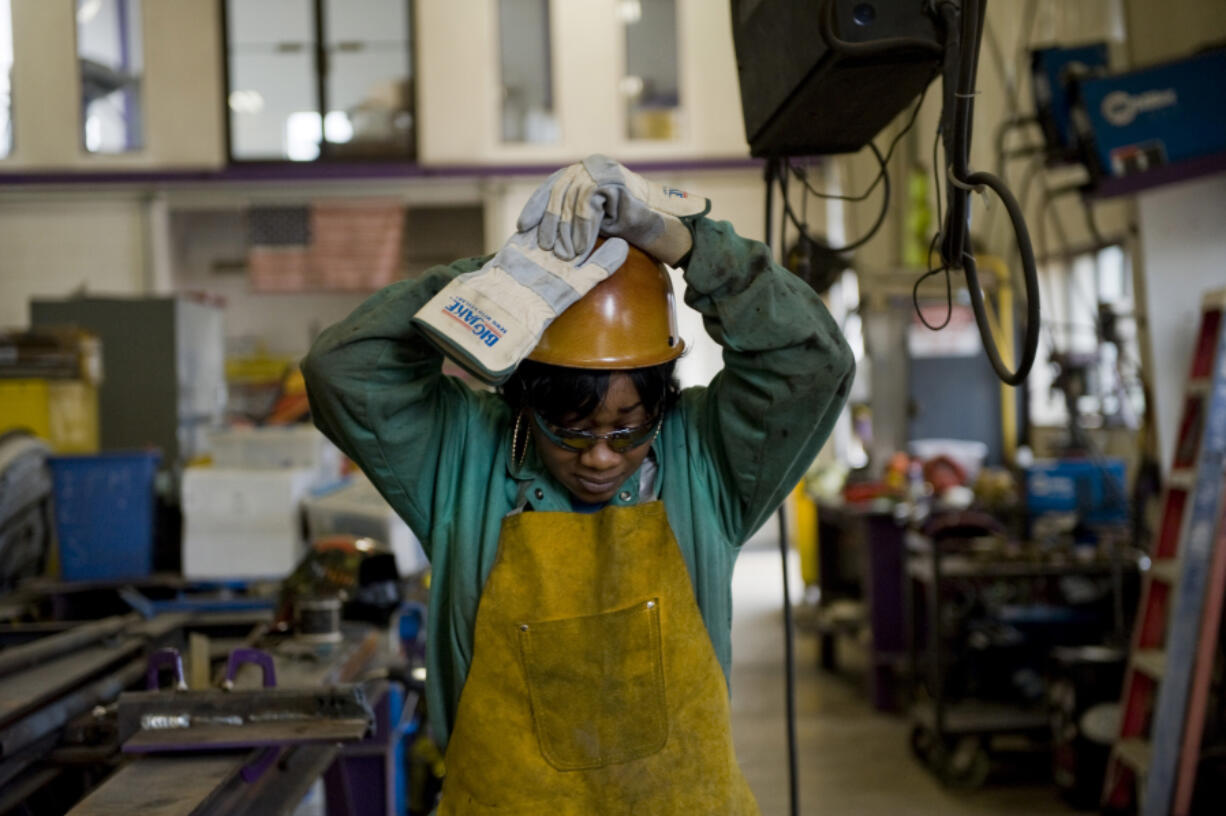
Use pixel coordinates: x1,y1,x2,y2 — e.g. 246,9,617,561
528,240,685,369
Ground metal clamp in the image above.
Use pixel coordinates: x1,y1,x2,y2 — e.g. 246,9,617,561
222,648,279,784
222,647,276,690
145,648,187,691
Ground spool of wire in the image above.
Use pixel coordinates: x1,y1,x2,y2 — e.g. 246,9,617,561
295,597,342,643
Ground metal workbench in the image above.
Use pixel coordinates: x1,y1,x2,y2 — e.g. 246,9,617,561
0,577,416,816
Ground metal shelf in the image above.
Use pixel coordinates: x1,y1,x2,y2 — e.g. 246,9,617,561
905,520,1136,787
911,700,1048,736
907,554,1130,582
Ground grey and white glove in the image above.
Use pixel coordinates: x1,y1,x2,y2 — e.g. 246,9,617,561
517,154,710,265
412,228,628,386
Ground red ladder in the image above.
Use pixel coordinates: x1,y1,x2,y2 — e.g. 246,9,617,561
1102,289,1226,815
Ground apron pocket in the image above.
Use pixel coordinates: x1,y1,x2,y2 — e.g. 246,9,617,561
517,597,667,771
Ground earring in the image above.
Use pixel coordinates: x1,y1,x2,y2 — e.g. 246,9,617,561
513,410,529,469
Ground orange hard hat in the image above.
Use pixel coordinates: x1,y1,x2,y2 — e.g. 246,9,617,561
528,240,685,369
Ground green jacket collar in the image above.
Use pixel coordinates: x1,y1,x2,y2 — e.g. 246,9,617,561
507,430,659,512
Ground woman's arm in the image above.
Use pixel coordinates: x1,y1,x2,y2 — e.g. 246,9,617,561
679,217,855,544
301,255,490,545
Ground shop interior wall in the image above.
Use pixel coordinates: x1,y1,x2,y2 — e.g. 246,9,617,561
0,193,148,328
4,0,225,170
0,0,786,389
1122,0,1226,472
5,0,1224,421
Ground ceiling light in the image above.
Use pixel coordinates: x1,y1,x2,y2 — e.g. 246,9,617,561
616,0,642,24
228,90,265,114
76,0,103,25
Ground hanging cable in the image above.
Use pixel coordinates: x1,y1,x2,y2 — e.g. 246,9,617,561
763,157,800,816
780,143,890,255
931,129,943,228
913,232,954,330
788,80,931,204
777,503,800,816
937,0,1041,386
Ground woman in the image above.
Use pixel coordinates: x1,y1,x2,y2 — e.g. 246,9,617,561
303,156,854,814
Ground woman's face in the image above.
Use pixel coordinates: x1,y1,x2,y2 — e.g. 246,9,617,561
529,372,656,504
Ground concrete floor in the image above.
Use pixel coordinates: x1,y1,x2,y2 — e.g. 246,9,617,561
728,532,1084,816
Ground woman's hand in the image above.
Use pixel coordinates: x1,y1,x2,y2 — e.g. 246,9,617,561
410,227,628,386
517,155,709,266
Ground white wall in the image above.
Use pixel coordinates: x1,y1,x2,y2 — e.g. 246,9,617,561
1136,175,1226,473
1124,0,1226,64
0,195,147,327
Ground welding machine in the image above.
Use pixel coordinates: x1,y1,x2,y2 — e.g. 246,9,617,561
1069,46,1226,190
1029,42,1110,163
1024,458,1128,526
731,0,944,156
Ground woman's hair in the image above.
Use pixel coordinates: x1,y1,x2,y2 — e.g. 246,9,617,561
501,360,681,425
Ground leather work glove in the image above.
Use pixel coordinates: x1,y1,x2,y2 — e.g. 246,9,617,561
517,154,710,266
412,228,628,386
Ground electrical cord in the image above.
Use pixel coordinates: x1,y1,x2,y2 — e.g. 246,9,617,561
763,158,800,816
938,0,1041,386
777,504,800,816
913,232,954,330
780,143,890,255
932,125,944,229
788,81,931,204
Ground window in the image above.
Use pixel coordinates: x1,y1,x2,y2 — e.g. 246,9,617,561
76,0,144,153
1029,244,1145,429
498,0,559,143
620,0,680,141
321,0,414,158
225,0,414,161
0,0,11,157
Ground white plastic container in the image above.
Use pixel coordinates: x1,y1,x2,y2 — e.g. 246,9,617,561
207,426,343,486
182,465,317,579
304,476,427,576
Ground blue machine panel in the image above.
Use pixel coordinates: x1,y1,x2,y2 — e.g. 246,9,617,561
1025,458,1128,525
1031,43,1110,159
1073,47,1226,182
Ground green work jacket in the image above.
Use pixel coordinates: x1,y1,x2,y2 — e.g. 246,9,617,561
302,217,854,748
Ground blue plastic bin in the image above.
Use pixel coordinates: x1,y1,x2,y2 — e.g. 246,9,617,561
48,451,161,580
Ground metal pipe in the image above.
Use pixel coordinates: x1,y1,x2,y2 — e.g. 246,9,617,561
0,614,138,680
0,658,145,760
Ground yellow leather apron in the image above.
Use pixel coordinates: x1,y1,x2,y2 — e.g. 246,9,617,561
438,501,760,815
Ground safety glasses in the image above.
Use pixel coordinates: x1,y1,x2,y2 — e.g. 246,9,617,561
532,410,660,454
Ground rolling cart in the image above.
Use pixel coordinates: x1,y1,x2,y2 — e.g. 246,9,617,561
905,513,1139,787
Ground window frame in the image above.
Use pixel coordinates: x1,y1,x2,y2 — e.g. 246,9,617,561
220,0,418,164
74,0,147,156
618,0,684,144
